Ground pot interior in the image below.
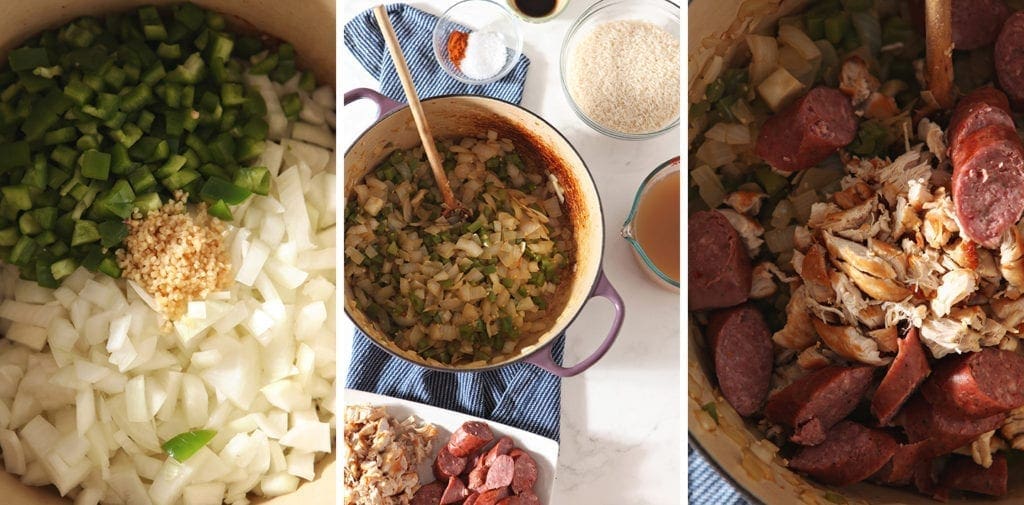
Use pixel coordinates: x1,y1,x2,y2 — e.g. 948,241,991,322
344,95,604,370
0,1,336,504
688,0,1024,504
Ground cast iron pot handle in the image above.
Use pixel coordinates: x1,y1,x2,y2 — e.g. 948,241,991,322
344,87,403,119
524,271,625,377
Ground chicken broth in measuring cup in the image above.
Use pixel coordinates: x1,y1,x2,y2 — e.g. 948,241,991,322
623,158,680,289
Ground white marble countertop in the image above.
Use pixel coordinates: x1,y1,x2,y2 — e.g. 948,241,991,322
339,1,681,503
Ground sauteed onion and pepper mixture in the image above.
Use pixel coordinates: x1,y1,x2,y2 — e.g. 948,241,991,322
346,132,572,365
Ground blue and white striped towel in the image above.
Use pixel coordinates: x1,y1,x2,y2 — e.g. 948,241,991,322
347,331,564,441
344,4,562,442
689,445,752,504
343,3,531,104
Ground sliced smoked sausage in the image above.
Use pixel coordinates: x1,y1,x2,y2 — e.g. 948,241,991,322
468,463,489,492
871,327,931,426
787,421,898,486
509,449,538,494
707,303,773,417
464,493,481,505
484,454,515,491
909,0,1010,50
940,453,1008,497
899,395,1007,458
440,475,469,505
764,365,875,446
448,421,494,457
922,347,1024,418
951,0,1011,50
951,124,1024,248
688,210,751,311
482,436,513,467
947,87,1015,157
434,445,468,480
754,87,857,172
475,488,511,505
513,491,542,505
996,11,1024,106
870,441,930,486
412,481,446,505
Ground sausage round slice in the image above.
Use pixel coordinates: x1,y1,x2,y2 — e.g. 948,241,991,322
870,441,930,486
754,87,857,172
996,11,1024,106
512,491,542,505
434,445,468,481
764,365,876,446
871,327,931,426
484,454,515,491
899,395,1007,458
440,475,470,505
482,436,513,467
509,449,538,494
922,347,1024,418
909,0,1010,50
464,493,481,505
448,421,494,457
707,304,773,417
688,211,752,311
468,463,489,493
475,487,510,505
940,453,1008,497
947,88,1015,157
953,0,1011,50
787,421,898,486
412,481,446,505
951,124,1024,248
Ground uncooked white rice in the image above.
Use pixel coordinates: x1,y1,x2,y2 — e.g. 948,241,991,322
567,20,680,134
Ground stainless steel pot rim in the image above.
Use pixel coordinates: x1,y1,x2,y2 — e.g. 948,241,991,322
343,93,609,373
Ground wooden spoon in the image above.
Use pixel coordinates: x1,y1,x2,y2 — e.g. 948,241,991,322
924,0,955,109
372,5,470,220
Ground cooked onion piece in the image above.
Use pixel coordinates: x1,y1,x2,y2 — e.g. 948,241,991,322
345,133,572,365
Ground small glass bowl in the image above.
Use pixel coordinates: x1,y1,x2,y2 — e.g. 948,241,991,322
560,0,680,140
432,0,523,85
622,156,680,291
503,0,569,23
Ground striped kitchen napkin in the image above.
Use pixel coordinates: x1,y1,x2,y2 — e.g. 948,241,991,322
344,4,564,441
344,3,531,103
347,331,564,441
689,445,752,504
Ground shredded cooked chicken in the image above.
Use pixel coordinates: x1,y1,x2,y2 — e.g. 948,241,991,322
344,405,438,505
771,142,1024,362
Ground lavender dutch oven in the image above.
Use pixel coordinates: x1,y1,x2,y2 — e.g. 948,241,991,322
344,89,624,377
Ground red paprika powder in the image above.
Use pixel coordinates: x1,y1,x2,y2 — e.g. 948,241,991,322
447,30,469,68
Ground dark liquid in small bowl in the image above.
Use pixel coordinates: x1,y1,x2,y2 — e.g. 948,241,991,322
514,0,557,17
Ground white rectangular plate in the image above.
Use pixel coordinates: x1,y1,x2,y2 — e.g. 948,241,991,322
344,388,559,502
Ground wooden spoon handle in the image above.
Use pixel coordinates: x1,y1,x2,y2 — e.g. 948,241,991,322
925,0,955,109
372,5,466,217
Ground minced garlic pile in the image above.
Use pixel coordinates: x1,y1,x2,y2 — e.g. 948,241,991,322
116,192,230,320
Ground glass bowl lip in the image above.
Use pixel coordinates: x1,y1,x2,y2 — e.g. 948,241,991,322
622,155,681,288
558,0,681,140
432,0,524,86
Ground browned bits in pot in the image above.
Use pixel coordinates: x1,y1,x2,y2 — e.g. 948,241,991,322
116,192,230,321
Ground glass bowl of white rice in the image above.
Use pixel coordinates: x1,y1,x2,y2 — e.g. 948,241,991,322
560,0,681,140
432,0,524,85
